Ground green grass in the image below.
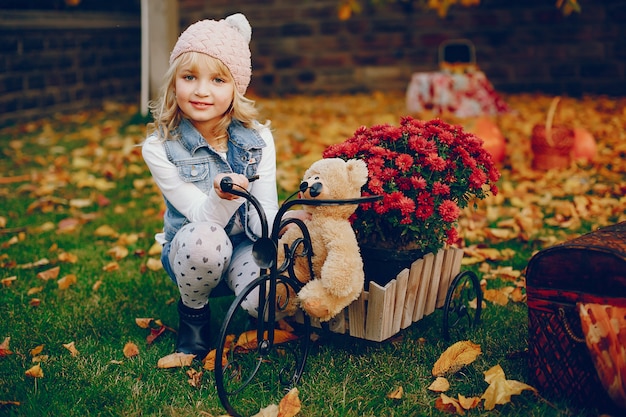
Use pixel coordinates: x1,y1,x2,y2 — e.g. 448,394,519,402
0,100,618,417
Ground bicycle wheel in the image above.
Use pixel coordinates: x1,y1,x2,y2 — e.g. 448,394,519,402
442,270,482,340
214,273,311,417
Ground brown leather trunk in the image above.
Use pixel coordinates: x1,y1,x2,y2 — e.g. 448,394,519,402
526,221,626,412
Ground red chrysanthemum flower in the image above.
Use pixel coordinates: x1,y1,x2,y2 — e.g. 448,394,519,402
395,153,414,172
438,200,460,222
432,181,450,196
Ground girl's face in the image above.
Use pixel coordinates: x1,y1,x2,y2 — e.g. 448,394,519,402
174,54,235,136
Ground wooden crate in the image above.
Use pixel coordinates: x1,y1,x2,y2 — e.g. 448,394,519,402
302,246,464,342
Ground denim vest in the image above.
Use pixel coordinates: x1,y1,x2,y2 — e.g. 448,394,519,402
161,118,266,243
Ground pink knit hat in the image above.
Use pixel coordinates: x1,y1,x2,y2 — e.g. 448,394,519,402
170,13,252,95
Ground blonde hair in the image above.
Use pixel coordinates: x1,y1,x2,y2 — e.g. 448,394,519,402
147,52,260,141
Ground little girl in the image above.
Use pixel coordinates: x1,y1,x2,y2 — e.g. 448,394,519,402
142,14,286,359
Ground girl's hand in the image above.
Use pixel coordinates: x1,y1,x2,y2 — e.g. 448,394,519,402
214,173,249,200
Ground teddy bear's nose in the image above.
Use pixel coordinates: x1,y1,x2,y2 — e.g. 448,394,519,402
308,182,323,197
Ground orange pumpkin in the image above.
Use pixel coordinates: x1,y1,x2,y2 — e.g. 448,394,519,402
572,127,597,162
470,117,506,165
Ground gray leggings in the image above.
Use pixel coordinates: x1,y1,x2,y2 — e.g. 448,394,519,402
166,222,262,317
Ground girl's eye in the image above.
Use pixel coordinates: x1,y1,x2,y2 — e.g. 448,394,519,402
214,77,225,84
183,74,195,81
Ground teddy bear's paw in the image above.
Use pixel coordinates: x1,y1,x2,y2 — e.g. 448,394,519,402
301,299,333,322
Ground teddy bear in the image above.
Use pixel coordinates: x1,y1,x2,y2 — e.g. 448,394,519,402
275,157,369,322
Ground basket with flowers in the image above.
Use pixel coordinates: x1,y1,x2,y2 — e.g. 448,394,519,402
323,116,500,284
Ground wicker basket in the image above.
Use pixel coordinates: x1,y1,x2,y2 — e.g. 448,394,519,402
531,97,574,170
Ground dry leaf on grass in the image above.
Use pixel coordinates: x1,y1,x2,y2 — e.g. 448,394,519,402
278,387,301,417
428,377,450,392
146,324,169,344
432,341,481,376
102,261,120,272
94,225,118,238
249,388,301,417
63,341,79,356
37,266,60,281
123,342,139,358
458,394,481,410
157,352,196,368
57,274,77,290
27,286,43,295
135,318,154,328
1,276,17,287
30,345,44,356
481,364,536,410
235,329,298,352
252,404,279,417
202,348,227,371
106,245,129,260
145,258,162,271
25,364,44,378
435,393,481,415
186,368,203,388
435,393,465,415
0,337,12,356
387,386,404,399
57,251,78,263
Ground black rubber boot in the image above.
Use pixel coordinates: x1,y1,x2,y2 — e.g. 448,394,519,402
176,300,212,359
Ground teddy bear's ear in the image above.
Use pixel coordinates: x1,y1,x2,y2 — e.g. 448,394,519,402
346,159,368,188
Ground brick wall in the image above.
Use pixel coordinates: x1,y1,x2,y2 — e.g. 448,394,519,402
1,1,625,127
0,11,140,127
180,0,626,97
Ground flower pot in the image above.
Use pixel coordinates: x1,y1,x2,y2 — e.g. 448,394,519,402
360,245,426,288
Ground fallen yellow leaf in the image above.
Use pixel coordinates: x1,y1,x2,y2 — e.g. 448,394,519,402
102,262,120,272
148,241,162,256
146,258,162,271
435,393,464,415
37,266,60,281
428,377,450,392
1,276,17,287
57,251,78,263
278,387,301,417
134,318,153,329
123,342,139,358
202,348,228,371
94,225,118,238
236,329,298,351
30,345,44,356
106,245,129,260
27,286,43,295
186,368,203,388
57,274,77,290
251,404,279,417
157,352,195,368
0,337,12,356
432,340,482,377
458,394,481,410
63,341,79,356
481,364,536,410
386,386,404,399
25,364,44,378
